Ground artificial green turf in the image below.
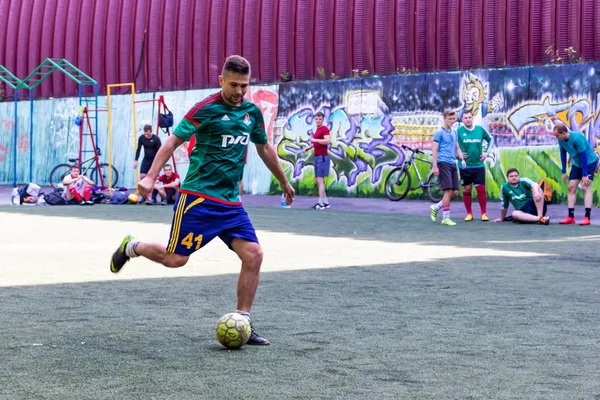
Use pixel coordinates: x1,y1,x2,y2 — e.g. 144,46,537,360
0,206,599,399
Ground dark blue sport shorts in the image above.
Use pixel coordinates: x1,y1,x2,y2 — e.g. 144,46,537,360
569,160,599,181
519,199,547,216
166,192,259,256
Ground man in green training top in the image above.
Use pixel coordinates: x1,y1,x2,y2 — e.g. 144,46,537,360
492,168,550,225
457,110,493,221
553,123,599,225
109,55,296,346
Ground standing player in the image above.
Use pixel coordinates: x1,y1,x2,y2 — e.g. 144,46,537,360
553,124,599,225
457,110,493,221
492,168,550,224
110,56,295,345
429,109,466,226
134,125,162,201
306,111,331,209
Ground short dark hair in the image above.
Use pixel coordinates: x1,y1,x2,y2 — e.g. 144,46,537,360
553,123,568,134
143,124,152,132
71,165,80,171
443,109,456,118
222,55,251,76
506,167,519,177
462,110,473,117
315,112,325,118
164,164,172,170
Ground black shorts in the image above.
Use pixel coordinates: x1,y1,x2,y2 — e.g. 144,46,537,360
140,160,153,174
438,162,459,191
460,167,485,186
569,160,599,181
519,199,547,216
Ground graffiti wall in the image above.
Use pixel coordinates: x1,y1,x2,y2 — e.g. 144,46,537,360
2,62,600,205
275,63,600,202
0,85,278,191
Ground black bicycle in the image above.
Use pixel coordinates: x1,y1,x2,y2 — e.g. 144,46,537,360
384,144,443,202
49,147,119,189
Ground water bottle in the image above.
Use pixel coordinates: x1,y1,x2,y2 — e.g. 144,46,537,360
11,188,20,206
280,193,290,208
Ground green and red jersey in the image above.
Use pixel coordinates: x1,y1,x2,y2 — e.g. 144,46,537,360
457,125,493,168
173,92,268,204
500,178,535,211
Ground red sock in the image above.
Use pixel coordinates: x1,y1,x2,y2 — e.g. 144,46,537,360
463,191,473,215
70,187,82,201
476,185,487,214
84,186,91,201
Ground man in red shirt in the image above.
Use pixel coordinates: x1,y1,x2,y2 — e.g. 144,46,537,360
150,164,180,205
306,111,331,209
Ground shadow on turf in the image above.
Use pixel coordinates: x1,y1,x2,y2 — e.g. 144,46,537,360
1,256,599,399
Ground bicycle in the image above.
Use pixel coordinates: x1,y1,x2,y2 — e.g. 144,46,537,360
384,144,444,202
49,147,119,189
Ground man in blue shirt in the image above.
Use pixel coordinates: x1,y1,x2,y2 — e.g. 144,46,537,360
553,124,599,225
429,109,466,226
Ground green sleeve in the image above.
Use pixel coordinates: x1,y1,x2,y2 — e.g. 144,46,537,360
500,185,510,210
456,127,465,151
521,178,533,190
250,107,268,145
483,128,493,150
173,104,211,141
173,118,198,142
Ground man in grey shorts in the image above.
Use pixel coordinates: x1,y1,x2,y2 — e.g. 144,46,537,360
429,109,466,226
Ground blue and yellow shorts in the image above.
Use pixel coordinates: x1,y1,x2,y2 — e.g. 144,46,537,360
166,192,259,256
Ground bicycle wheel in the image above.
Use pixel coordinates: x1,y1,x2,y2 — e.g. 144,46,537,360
89,163,119,188
425,173,444,203
49,164,73,189
385,167,411,201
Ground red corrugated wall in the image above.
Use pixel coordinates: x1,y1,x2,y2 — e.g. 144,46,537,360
175,0,193,89
461,0,484,69
1,0,600,98
294,0,315,80
242,0,262,80
314,0,335,77
353,0,375,74
333,0,354,78
277,0,296,80
374,0,395,75
396,0,416,70
64,0,81,97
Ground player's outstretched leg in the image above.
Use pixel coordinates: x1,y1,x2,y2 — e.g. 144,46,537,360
110,235,189,273
231,238,270,345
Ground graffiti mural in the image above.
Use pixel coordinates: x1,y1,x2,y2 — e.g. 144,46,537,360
2,62,600,205
276,62,600,201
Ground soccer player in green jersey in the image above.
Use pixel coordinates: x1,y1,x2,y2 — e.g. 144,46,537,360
110,56,296,345
457,111,493,221
553,124,599,225
492,168,550,224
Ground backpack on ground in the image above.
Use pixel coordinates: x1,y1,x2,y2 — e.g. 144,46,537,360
89,189,106,204
537,178,553,203
110,191,129,204
45,189,66,205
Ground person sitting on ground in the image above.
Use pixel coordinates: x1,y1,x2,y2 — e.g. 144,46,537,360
492,168,549,224
62,165,95,205
150,164,180,205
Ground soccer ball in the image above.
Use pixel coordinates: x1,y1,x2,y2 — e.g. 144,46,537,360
215,313,251,349
128,194,139,204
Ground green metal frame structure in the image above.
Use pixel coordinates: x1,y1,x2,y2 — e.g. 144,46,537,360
0,59,98,187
